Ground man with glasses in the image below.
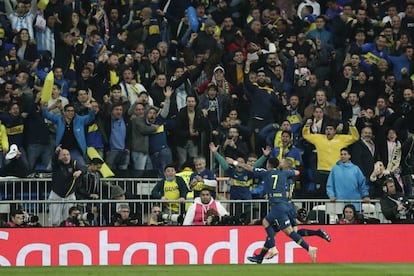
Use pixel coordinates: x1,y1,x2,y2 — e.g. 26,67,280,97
42,102,96,166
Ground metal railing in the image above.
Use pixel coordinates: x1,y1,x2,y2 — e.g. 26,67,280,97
0,177,389,227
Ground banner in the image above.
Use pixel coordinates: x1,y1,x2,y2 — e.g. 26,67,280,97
0,225,413,266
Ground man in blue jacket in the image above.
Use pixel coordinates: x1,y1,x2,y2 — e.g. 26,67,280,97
42,103,96,166
326,147,370,211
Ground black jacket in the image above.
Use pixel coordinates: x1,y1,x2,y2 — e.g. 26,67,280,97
51,154,86,198
380,192,412,223
174,107,208,147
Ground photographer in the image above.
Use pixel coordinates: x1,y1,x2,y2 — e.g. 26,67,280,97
380,178,414,223
60,206,91,227
110,204,141,226
183,188,228,225
7,209,26,227
147,205,163,225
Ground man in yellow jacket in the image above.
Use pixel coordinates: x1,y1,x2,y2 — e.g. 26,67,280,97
302,119,359,198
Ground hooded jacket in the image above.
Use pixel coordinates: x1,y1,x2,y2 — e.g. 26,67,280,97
327,160,370,203
183,196,228,225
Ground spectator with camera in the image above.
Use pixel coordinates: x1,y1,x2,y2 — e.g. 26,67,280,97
7,209,25,227
183,188,228,226
110,204,141,226
380,178,414,223
60,206,91,227
147,205,163,225
222,127,249,160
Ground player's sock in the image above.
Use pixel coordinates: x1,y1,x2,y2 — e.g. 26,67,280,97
257,226,276,259
289,231,309,251
257,241,270,259
297,229,319,236
265,225,276,246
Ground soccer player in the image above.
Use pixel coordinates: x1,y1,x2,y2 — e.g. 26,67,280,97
281,158,331,242
240,157,318,264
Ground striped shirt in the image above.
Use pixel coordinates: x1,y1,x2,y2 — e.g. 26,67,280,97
8,12,35,39
36,27,55,58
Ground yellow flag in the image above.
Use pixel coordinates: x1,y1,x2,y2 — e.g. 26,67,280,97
40,71,54,102
87,147,115,178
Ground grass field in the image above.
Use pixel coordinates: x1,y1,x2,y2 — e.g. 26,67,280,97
2,263,414,276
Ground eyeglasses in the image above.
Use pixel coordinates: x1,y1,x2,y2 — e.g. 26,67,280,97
153,210,161,214
65,109,75,112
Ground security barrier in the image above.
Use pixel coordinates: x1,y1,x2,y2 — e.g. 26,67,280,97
0,225,413,266
0,177,388,226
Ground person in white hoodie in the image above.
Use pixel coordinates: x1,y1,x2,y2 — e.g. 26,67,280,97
183,188,228,225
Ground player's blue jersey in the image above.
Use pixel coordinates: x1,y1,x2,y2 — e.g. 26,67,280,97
226,167,254,200
253,168,295,203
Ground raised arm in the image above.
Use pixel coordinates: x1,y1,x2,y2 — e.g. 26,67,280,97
254,146,271,168
4,0,13,16
30,0,37,15
158,86,172,118
209,143,230,171
346,125,360,145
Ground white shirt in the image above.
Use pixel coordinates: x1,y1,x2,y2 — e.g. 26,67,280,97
183,197,228,225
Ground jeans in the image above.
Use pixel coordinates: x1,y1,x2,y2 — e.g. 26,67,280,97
131,151,152,170
151,147,172,175
106,149,130,170
176,140,198,168
69,149,86,167
27,143,52,171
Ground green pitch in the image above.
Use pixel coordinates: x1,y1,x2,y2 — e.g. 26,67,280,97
2,263,413,276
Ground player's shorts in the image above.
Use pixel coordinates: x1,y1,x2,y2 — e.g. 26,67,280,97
288,202,298,227
265,201,292,230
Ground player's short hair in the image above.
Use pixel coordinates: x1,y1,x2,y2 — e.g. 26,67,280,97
267,157,279,168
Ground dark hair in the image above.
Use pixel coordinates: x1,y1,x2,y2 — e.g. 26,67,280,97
15,28,30,46
8,102,21,111
110,84,122,91
68,206,79,215
343,204,356,216
10,209,24,217
281,130,291,137
111,102,123,110
64,104,75,111
164,164,176,171
267,157,279,168
325,120,337,129
207,83,218,92
384,177,395,186
90,158,104,165
340,147,351,155
53,82,62,90
200,188,211,194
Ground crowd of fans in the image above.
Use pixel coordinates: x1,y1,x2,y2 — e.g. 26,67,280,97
0,0,414,225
